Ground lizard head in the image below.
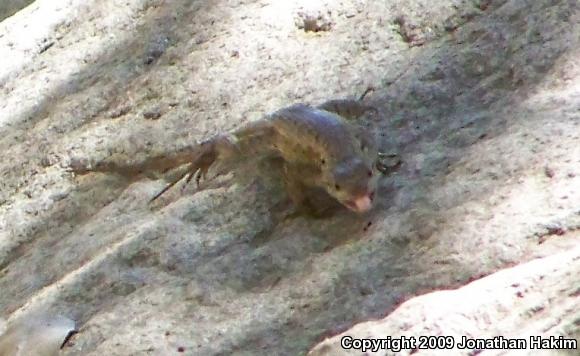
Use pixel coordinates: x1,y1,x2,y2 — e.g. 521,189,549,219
324,155,380,213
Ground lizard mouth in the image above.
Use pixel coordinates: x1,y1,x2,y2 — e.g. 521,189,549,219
344,192,374,213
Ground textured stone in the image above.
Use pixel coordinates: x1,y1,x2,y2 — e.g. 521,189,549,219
0,0,578,355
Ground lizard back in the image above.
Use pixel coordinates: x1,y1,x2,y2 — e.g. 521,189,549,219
268,104,362,167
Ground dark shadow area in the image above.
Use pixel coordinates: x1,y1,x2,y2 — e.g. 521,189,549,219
0,0,35,22
187,1,579,354
0,0,221,313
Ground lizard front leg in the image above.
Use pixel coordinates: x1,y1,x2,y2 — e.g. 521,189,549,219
317,96,402,177
279,162,335,218
281,163,308,209
376,152,402,175
316,99,378,120
316,87,377,118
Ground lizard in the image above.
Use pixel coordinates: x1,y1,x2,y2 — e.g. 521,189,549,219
69,96,400,214
148,97,398,214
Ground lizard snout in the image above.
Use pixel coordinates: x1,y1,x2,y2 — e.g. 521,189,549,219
344,191,375,213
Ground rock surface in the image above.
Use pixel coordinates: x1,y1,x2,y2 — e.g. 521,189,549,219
0,0,34,22
309,245,580,355
0,0,578,355
0,313,75,356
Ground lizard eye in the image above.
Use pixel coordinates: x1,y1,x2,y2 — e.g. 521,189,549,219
321,158,326,165
334,184,341,191
367,170,373,177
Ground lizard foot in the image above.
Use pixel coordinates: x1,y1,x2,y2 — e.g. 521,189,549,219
377,152,402,175
149,139,218,202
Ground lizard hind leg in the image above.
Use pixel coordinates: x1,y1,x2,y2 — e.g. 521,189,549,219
148,168,191,202
149,135,233,202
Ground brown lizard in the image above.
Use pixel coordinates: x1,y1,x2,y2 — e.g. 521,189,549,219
148,98,396,214
69,97,399,214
